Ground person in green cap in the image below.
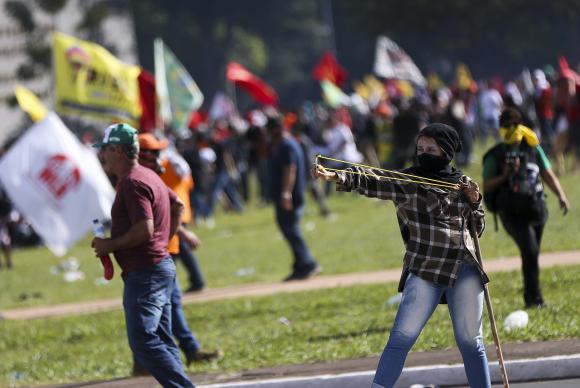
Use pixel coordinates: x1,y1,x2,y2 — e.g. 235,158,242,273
91,123,194,387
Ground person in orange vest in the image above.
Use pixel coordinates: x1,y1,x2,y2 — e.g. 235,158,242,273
135,133,220,374
140,134,206,292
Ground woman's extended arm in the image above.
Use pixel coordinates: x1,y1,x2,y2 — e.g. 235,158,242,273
312,164,410,202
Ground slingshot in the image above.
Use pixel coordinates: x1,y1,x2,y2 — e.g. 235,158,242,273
314,154,461,190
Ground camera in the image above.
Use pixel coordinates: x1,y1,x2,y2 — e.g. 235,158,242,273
505,150,519,166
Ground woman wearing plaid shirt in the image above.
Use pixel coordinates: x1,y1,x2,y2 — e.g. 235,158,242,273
314,123,490,388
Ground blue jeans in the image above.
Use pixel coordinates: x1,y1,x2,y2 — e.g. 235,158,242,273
123,257,194,387
480,117,499,141
275,204,317,274
207,169,243,218
190,188,210,220
176,239,205,289
372,263,490,388
171,277,201,355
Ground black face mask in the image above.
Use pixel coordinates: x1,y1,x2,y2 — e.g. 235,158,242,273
417,153,449,172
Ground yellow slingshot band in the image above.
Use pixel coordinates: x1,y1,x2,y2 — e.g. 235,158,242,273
315,154,460,190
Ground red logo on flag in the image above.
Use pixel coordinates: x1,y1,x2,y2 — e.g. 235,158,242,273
37,154,81,200
65,46,91,69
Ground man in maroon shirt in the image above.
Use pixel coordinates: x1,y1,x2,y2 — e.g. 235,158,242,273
91,123,194,387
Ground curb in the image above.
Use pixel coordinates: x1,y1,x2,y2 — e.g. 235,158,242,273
198,354,580,387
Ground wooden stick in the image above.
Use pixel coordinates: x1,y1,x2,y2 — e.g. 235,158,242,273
469,219,510,388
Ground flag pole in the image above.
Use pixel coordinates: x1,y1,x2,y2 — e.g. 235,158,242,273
153,38,167,131
322,0,338,58
469,218,510,388
226,78,239,117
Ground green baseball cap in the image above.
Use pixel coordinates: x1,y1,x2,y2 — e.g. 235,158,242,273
93,123,138,148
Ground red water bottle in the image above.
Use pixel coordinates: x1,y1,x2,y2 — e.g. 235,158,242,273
92,219,114,280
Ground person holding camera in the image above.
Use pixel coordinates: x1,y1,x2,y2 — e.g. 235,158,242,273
482,108,569,308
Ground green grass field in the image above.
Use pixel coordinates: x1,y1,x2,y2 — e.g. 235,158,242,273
1,265,579,387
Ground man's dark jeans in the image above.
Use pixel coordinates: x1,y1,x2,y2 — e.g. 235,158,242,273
275,203,317,274
171,277,201,355
123,257,194,387
176,240,205,290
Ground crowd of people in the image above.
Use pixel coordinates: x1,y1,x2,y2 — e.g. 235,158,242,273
165,65,578,231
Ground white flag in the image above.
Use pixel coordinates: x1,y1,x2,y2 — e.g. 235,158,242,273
374,35,426,86
208,92,236,121
0,113,115,256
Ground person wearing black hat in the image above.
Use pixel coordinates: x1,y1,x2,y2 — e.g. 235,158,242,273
314,123,491,388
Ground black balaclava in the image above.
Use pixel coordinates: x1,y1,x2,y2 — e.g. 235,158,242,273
419,123,462,162
406,123,463,184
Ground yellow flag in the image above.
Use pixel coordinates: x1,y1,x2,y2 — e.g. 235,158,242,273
427,72,444,92
353,80,370,100
455,63,473,91
396,80,415,98
52,32,142,127
364,75,386,98
14,85,48,122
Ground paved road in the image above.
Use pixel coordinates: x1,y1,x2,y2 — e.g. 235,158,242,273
489,378,580,387
45,340,580,387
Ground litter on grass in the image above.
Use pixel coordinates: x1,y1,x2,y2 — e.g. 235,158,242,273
503,310,529,331
235,267,255,277
278,317,292,326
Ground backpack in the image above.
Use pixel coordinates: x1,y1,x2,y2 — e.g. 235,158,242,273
482,142,546,225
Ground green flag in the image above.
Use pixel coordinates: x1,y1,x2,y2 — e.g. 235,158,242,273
320,80,349,108
154,38,203,134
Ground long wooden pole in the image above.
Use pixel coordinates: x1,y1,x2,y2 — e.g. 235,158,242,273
469,220,510,388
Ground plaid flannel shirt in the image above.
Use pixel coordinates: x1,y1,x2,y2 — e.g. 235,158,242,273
337,166,489,288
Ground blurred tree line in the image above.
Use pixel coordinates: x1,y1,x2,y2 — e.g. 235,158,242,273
131,0,580,107
7,0,580,108
130,0,328,110
339,0,580,80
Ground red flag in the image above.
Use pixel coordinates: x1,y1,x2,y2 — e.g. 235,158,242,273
558,56,578,81
312,51,347,87
138,69,157,133
188,110,208,130
226,62,278,106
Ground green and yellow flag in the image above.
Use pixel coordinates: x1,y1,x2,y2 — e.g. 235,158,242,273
321,80,349,108
53,32,141,127
154,38,203,135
